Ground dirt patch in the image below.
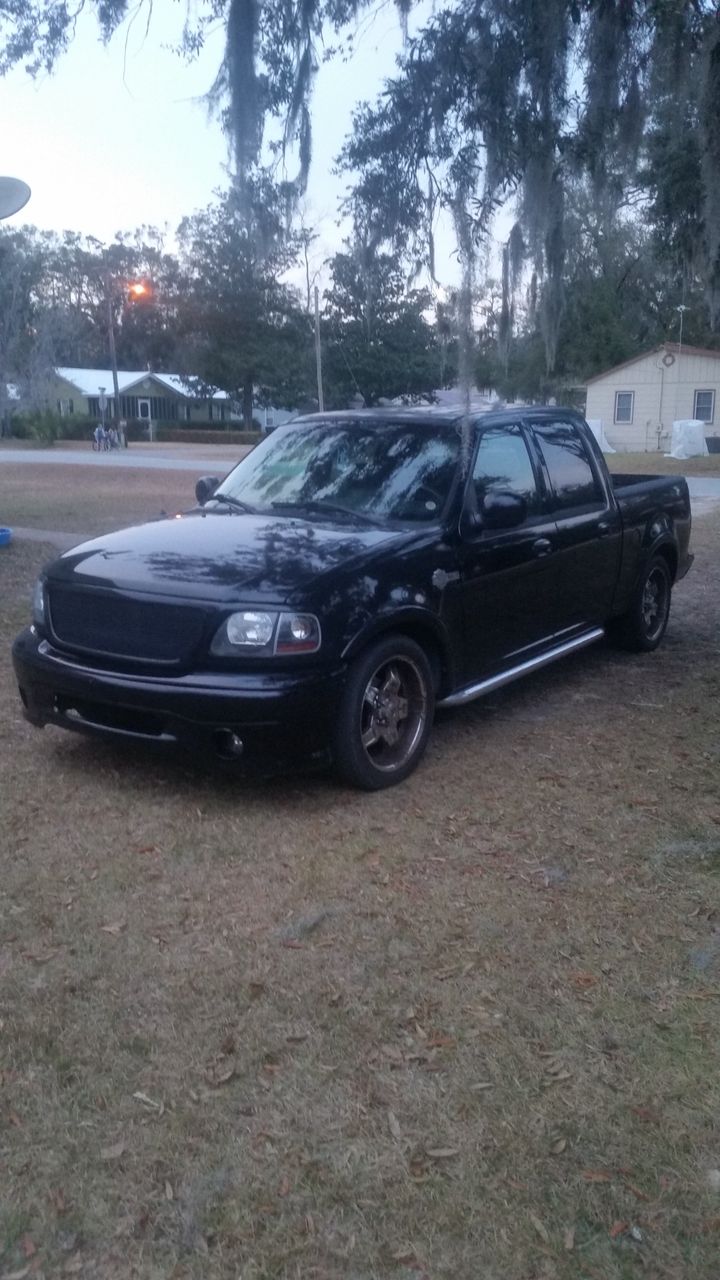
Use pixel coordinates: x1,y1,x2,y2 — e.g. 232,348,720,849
1,517,720,1278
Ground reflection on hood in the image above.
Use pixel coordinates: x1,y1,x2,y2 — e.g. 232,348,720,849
52,511,405,602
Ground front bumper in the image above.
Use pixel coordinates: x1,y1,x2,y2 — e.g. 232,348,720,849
12,628,343,770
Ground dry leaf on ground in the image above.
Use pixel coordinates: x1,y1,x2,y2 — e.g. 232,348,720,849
100,1139,126,1161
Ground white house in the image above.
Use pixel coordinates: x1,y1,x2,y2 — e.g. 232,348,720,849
584,343,720,452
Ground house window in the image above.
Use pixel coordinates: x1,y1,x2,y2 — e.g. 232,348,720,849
208,401,213,421
693,390,715,424
614,391,634,424
68,399,74,415
185,404,192,422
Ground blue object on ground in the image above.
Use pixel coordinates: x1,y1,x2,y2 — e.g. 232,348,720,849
0,527,12,546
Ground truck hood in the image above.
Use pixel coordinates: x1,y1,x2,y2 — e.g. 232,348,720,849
48,510,411,603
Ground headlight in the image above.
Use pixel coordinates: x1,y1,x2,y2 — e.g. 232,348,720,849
226,610,276,647
32,578,45,628
210,609,321,656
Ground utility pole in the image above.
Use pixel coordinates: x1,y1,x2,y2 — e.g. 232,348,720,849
314,285,324,413
105,269,121,428
673,303,688,425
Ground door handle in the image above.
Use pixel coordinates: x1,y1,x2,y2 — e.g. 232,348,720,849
532,538,553,557
597,521,611,537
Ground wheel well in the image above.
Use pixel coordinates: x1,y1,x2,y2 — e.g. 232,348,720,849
655,542,678,583
359,622,449,695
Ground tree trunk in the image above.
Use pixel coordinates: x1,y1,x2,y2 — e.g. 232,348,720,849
243,379,254,430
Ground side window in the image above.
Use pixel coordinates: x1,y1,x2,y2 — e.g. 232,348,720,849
533,421,604,511
472,425,539,515
614,391,634,424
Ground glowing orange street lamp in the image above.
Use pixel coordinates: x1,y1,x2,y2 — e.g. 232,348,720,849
128,281,149,300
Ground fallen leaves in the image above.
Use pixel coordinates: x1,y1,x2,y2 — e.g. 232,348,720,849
529,1213,549,1244
582,1169,612,1183
205,1058,236,1088
425,1146,460,1161
132,1091,163,1114
563,1226,575,1251
18,1236,36,1260
99,921,127,937
388,1110,402,1140
540,1053,572,1087
100,1138,126,1161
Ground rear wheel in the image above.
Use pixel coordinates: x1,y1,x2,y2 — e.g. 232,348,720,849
612,555,672,652
333,635,435,790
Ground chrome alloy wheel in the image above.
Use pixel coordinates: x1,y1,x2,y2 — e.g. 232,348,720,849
641,565,669,641
359,656,429,773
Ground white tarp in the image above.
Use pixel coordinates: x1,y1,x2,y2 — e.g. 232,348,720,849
586,418,616,453
667,419,709,460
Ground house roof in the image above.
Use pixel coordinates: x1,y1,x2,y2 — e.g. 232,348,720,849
585,343,720,385
56,368,230,400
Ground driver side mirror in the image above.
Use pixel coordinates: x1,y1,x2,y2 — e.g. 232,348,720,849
195,475,220,507
481,491,527,529
461,490,528,535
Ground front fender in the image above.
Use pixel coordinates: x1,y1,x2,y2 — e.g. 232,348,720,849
341,606,455,691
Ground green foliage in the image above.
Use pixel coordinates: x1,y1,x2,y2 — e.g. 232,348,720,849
22,409,64,444
177,176,312,426
322,246,443,406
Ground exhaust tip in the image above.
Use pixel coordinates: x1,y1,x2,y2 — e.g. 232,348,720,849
214,729,244,760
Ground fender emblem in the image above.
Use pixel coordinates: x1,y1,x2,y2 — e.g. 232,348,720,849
432,568,459,590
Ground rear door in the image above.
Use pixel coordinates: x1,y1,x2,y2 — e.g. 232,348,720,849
529,419,622,633
458,422,559,683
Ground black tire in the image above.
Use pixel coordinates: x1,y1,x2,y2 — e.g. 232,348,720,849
333,634,435,790
611,555,672,652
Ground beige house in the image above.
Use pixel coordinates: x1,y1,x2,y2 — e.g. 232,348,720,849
584,343,720,452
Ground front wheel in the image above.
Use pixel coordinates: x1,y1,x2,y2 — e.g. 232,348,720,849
333,635,435,790
611,555,672,652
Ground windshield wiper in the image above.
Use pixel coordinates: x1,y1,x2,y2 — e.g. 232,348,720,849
208,493,256,514
271,500,383,527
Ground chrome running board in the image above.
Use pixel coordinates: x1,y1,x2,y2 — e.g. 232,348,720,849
438,627,605,708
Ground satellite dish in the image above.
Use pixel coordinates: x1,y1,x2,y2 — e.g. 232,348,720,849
0,177,31,220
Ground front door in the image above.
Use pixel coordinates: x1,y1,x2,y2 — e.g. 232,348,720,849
459,423,559,684
138,398,151,421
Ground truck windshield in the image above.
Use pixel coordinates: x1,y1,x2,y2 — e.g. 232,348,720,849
213,420,461,524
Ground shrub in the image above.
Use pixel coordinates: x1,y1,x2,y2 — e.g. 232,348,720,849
154,427,261,445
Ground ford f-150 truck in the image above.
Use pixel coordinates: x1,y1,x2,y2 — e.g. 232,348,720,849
13,408,693,789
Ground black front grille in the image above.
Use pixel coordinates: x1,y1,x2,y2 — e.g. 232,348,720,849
47,585,209,665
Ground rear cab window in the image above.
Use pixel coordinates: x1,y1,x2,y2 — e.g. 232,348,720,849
530,420,605,512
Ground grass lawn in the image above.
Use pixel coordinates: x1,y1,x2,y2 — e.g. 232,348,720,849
605,452,720,476
1,487,720,1277
0,464,195,536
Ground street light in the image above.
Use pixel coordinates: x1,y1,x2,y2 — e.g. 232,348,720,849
103,270,152,427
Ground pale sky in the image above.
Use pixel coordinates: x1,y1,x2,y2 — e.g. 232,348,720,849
0,2,461,289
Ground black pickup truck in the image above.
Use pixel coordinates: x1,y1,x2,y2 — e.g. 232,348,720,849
13,408,693,789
